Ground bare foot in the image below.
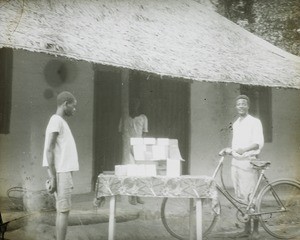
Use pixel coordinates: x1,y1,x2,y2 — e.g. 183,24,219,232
233,231,251,238
136,197,144,204
128,196,137,205
249,232,259,240
93,196,105,207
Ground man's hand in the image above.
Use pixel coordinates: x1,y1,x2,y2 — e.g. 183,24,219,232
49,177,57,194
219,148,232,156
46,177,57,194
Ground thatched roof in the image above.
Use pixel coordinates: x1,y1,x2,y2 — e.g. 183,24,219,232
0,0,300,89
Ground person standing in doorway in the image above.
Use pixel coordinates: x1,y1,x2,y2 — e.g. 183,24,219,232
221,94,264,240
119,98,148,205
43,91,79,240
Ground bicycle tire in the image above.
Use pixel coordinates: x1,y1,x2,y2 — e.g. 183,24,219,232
257,179,300,239
161,197,219,240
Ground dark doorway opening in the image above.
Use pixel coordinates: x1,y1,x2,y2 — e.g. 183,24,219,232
93,70,122,185
0,48,13,134
93,69,190,185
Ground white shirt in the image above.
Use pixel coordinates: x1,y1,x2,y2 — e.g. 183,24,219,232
232,114,264,168
119,114,148,137
43,115,79,172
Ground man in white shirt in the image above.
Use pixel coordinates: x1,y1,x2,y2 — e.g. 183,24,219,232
43,91,79,240
222,95,264,240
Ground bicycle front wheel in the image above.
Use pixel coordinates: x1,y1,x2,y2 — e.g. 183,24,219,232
161,198,218,240
257,179,300,239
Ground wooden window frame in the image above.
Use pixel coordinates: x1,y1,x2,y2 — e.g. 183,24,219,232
0,48,13,134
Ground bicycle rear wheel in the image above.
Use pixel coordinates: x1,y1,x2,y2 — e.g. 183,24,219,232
161,198,218,240
257,179,300,239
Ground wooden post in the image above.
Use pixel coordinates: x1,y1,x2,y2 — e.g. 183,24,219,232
195,199,203,240
121,69,130,165
189,199,195,240
108,196,116,240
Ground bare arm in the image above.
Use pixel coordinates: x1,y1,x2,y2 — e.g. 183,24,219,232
142,114,148,137
220,143,259,156
45,132,58,193
235,143,259,155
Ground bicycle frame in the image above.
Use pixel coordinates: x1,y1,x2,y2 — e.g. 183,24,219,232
212,156,287,219
161,155,300,240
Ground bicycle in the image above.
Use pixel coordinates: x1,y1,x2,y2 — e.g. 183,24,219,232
161,150,300,239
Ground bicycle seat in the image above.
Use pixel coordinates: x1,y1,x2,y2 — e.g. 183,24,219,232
250,161,271,169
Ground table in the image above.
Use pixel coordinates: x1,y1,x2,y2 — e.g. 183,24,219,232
95,174,219,240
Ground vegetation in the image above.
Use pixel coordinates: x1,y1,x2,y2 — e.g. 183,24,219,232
213,0,300,56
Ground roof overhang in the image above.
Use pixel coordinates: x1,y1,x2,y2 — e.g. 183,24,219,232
0,0,299,89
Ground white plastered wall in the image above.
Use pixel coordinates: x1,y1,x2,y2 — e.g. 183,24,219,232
190,81,300,186
0,50,94,197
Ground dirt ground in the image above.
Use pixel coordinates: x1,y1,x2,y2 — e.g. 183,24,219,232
2,192,277,240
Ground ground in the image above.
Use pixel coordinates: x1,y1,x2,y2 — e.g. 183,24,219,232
1,192,277,240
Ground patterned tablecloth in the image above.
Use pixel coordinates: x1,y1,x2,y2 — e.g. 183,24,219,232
95,174,220,214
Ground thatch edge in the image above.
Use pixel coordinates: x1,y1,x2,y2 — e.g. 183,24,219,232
1,42,299,90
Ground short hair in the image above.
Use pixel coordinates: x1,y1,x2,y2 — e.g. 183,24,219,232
235,94,250,105
57,91,76,106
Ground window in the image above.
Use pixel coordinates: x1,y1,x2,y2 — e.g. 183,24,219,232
240,85,272,142
0,48,13,134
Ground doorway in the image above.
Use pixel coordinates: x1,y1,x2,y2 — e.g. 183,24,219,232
93,69,191,183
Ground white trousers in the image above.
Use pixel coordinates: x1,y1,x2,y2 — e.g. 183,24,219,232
231,162,258,203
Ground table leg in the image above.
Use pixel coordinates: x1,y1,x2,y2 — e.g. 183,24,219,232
195,199,203,240
189,199,195,240
108,196,116,240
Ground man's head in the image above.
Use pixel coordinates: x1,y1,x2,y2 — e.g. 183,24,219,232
129,98,141,117
235,94,250,117
57,91,77,117
131,98,141,110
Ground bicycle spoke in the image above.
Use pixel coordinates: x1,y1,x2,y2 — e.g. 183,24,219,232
161,198,218,240
258,180,300,239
